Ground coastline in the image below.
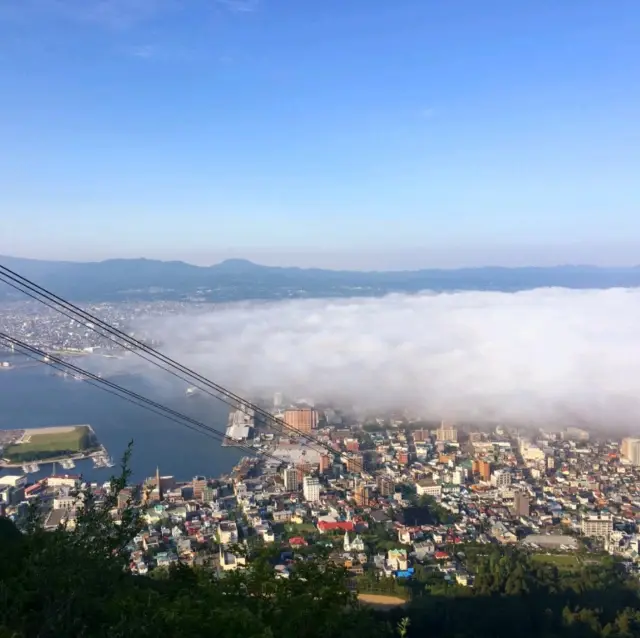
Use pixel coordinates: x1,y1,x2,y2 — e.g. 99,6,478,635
0,425,103,469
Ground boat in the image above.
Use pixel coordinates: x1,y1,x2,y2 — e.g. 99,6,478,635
60,458,75,470
93,454,114,469
22,462,39,473
185,387,198,396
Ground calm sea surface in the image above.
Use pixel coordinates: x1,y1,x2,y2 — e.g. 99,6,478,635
0,356,242,483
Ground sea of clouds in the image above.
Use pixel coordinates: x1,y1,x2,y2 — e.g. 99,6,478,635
128,288,640,429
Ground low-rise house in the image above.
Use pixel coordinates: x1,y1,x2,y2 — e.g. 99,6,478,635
413,539,435,560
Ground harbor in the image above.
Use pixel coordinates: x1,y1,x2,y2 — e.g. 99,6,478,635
0,424,109,471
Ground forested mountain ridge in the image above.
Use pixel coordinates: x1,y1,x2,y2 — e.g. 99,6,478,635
3,254,640,302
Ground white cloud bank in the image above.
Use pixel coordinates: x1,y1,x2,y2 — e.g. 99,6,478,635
136,288,640,429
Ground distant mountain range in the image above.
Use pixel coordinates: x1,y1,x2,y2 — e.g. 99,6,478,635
1,255,640,303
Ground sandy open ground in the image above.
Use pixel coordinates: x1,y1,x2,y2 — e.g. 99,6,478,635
357,594,408,608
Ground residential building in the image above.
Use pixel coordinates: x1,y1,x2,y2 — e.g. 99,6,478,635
491,469,511,488
396,450,409,465
413,539,436,560
472,459,491,480
192,475,207,501
621,438,640,466
283,408,318,434
387,548,409,571
416,479,442,498
452,468,466,485
272,510,292,523
53,490,81,510
512,490,530,517
346,453,364,474
302,476,321,503
218,520,239,544
283,466,299,491
376,475,395,497
581,513,613,540
46,475,80,488
0,475,27,489
436,422,457,443
344,438,360,452
354,482,370,507
319,454,331,474
201,485,217,502
219,549,246,572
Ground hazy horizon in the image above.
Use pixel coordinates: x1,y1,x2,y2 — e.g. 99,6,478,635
4,245,640,271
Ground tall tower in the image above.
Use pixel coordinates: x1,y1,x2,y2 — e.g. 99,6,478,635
156,466,162,501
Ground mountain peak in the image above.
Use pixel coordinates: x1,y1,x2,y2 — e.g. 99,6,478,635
212,258,263,272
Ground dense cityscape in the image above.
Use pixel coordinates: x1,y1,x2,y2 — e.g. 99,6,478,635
0,300,202,356
3,295,640,637
3,300,640,589
3,388,640,591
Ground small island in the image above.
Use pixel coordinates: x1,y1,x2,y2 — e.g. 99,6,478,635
0,425,100,468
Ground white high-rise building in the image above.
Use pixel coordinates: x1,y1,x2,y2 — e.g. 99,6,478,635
302,476,321,503
273,392,283,409
491,469,511,488
452,468,466,485
581,513,613,540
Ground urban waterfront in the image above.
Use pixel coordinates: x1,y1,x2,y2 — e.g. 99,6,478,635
0,358,242,483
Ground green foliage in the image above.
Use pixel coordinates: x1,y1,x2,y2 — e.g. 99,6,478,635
2,447,640,638
413,495,460,525
382,545,640,638
0,445,386,638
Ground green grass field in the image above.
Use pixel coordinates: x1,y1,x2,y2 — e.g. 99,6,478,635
531,554,581,570
285,522,318,534
3,426,93,462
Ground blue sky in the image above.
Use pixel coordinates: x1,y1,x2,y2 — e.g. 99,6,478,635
1,0,639,269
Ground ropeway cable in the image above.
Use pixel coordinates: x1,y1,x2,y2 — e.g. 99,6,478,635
0,332,287,466
0,264,347,461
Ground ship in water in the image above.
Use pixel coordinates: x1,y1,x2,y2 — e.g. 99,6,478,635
93,455,115,469
60,458,76,470
21,462,40,473
92,446,115,469
185,387,198,396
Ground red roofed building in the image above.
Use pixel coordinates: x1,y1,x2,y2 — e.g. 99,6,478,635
25,480,47,497
434,551,449,560
289,536,308,547
317,521,355,534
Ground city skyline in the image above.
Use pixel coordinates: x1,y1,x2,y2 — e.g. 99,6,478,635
1,1,639,267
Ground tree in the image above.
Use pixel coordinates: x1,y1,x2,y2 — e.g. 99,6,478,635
0,447,388,638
